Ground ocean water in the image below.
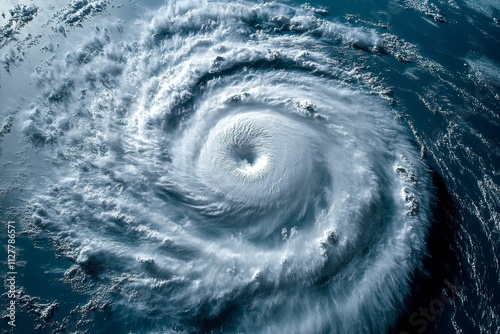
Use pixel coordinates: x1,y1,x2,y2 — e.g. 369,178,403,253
0,0,498,333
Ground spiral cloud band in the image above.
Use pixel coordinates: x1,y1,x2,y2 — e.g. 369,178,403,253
25,1,432,333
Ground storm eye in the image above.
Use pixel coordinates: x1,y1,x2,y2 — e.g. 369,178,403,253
231,143,257,166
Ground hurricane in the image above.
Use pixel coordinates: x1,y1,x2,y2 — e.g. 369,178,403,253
1,0,498,333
